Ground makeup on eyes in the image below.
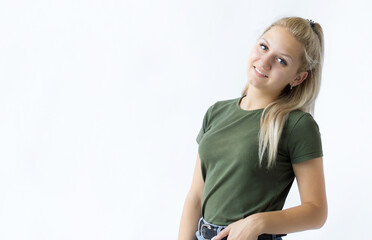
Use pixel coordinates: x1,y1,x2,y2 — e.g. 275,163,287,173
260,38,293,64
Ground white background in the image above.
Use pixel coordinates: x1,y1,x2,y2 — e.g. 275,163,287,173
0,0,371,239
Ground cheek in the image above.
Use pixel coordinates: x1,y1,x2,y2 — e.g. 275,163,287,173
251,48,261,58
247,50,260,66
275,70,295,84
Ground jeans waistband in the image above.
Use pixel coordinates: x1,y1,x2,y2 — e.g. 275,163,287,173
197,217,227,240
197,217,286,240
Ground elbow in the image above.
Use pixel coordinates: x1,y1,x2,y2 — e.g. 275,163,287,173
186,192,202,207
318,208,328,229
311,202,328,229
314,212,327,229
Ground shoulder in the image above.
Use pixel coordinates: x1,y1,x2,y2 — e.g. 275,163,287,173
213,96,240,110
204,96,240,115
286,110,320,135
215,96,239,107
285,110,323,163
287,109,313,123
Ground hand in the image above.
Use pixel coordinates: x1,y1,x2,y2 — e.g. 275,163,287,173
211,214,263,240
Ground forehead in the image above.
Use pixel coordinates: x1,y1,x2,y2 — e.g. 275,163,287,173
261,26,304,60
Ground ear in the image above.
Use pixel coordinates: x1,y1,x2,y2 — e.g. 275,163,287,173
292,71,308,87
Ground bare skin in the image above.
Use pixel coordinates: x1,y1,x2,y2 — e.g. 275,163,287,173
178,153,204,240
212,157,327,240
243,26,308,110
178,26,327,240
213,26,327,240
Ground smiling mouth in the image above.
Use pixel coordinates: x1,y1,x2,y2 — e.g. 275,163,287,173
254,67,268,78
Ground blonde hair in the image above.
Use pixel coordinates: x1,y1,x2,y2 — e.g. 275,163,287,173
242,17,324,168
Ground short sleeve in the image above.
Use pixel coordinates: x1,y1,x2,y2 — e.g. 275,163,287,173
196,104,214,144
288,113,323,164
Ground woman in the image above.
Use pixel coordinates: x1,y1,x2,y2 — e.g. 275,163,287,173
178,17,327,240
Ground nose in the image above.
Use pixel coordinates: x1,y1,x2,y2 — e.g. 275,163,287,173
258,54,272,71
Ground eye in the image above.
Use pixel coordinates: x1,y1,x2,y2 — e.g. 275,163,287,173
277,57,287,66
259,43,268,51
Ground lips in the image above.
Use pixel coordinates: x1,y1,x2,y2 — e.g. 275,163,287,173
254,66,268,78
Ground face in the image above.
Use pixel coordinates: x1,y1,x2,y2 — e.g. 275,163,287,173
247,26,308,96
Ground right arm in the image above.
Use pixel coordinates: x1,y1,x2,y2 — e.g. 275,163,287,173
178,152,205,240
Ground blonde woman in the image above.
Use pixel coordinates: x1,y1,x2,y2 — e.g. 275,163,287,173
178,17,327,240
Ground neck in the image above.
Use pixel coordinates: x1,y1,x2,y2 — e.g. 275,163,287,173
241,86,276,111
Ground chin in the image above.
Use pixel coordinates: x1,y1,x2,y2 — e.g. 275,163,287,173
247,72,267,89
247,78,265,90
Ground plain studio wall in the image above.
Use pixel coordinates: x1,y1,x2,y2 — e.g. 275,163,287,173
0,0,371,239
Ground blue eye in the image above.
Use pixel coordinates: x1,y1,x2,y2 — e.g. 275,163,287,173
277,58,287,66
259,43,268,50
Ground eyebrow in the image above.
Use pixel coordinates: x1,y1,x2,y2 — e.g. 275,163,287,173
261,38,294,63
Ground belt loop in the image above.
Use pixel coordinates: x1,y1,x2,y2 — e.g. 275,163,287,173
198,217,203,232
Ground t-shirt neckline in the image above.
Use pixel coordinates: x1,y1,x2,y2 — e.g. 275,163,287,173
236,94,265,113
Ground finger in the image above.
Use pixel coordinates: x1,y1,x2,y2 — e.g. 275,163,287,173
211,227,230,240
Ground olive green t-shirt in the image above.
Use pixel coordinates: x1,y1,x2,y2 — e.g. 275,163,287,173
196,95,323,226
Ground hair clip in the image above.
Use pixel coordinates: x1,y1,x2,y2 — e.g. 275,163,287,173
307,19,315,28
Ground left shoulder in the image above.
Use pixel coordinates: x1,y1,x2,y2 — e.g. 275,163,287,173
287,110,320,134
285,110,323,164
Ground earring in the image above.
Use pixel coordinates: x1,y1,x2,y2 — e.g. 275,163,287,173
290,84,293,90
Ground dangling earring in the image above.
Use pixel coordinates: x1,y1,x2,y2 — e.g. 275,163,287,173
290,84,293,90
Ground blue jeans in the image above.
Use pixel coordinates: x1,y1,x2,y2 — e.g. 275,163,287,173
195,217,283,240
195,217,227,240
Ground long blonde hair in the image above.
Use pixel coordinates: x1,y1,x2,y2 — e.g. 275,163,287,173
242,17,324,168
